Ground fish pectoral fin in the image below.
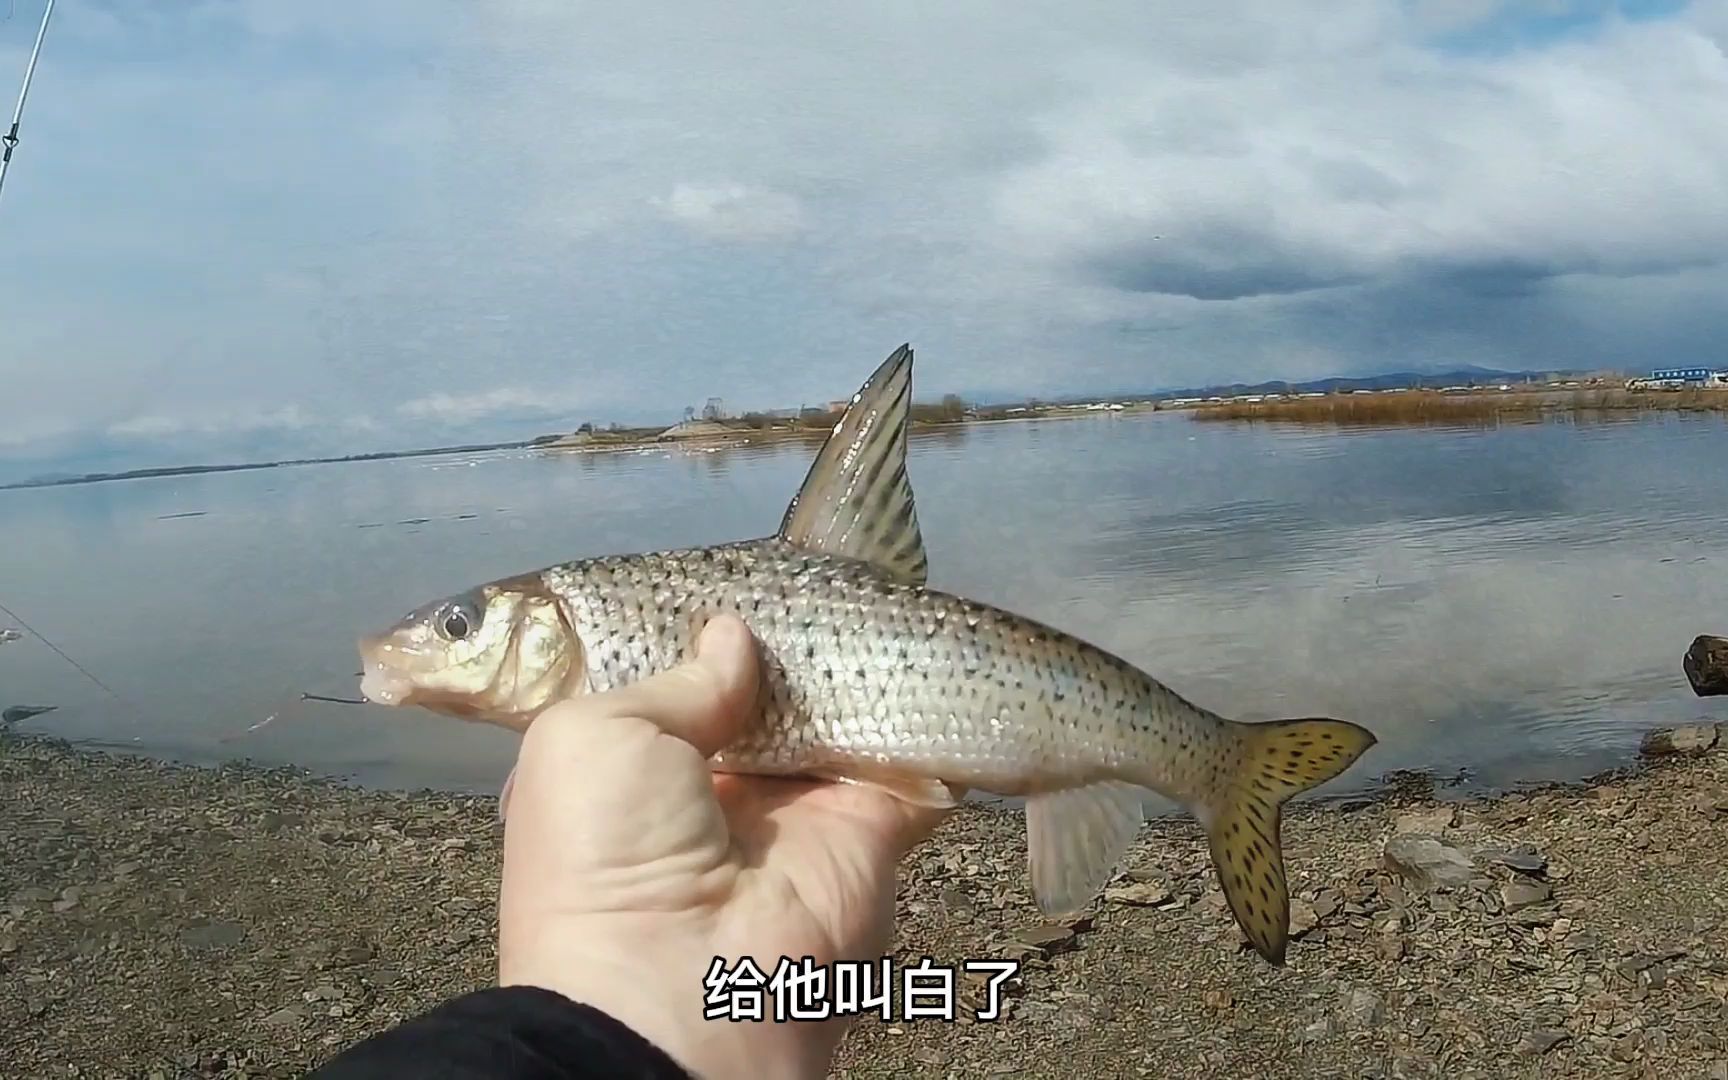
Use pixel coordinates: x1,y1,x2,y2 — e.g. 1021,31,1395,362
1201,717,1378,966
775,344,929,587
807,768,964,809
1024,781,1149,918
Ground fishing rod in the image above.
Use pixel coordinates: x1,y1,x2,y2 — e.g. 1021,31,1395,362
0,0,55,209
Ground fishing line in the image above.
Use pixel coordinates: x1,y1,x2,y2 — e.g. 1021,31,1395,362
0,597,128,704
2,596,368,745
220,669,370,742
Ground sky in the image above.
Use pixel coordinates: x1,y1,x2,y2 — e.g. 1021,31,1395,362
1,0,1725,478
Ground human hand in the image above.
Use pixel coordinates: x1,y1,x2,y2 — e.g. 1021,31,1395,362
495,614,952,1079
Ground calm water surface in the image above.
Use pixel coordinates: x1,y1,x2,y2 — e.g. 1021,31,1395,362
3,411,1726,807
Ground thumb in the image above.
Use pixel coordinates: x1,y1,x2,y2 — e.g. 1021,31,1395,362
550,613,761,761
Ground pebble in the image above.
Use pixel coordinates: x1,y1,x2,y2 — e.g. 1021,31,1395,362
1103,881,1171,908
1484,848,1547,876
1639,724,1721,757
180,920,246,950
939,888,977,919
1337,986,1385,1031
262,1005,305,1027
1500,880,1553,913
1383,835,1477,890
1005,924,1076,960
1516,1028,1570,1056
1313,890,1341,920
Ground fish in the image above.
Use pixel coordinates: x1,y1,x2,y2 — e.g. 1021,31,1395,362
357,343,1377,964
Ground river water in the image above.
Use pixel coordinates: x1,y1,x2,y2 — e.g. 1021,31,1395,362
3,410,1725,804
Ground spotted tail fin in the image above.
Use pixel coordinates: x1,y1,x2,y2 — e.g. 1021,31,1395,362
1200,717,1377,964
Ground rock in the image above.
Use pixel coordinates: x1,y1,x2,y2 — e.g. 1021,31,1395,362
1483,848,1547,876
1302,1017,1335,1043
1683,634,1728,696
262,1005,305,1027
1289,899,1318,938
1500,880,1553,912
939,888,976,919
1615,954,1661,982
180,920,246,950
1516,1028,1570,1056
1004,924,1076,960
1514,906,1557,928
1336,986,1385,1031
1103,881,1171,908
1639,723,1721,758
1708,1060,1728,1080
1313,890,1341,920
1383,834,1478,890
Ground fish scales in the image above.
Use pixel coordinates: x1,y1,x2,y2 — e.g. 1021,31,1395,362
543,541,1228,798
358,344,1378,964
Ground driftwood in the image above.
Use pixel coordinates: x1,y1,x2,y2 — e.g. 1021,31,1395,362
1683,635,1728,697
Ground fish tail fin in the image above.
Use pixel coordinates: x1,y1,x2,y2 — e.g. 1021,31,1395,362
1197,717,1377,965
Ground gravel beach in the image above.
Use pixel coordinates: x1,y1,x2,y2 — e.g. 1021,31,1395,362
3,724,1726,1079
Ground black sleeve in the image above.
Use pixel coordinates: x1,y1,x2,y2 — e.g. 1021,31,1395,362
308,985,694,1080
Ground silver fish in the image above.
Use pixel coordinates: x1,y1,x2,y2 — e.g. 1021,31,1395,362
358,344,1377,963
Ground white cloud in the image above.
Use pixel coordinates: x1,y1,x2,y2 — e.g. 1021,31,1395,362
396,387,571,423
657,183,808,242
990,15,1728,302
106,406,319,441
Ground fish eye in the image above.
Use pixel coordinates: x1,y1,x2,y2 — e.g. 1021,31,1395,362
434,598,481,642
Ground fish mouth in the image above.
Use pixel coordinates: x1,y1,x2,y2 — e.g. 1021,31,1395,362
357,636,417,706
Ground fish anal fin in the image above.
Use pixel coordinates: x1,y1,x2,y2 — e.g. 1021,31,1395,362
1024,780,1149,918
1201,717,1377,965
808,767,964,809
777,344,929,587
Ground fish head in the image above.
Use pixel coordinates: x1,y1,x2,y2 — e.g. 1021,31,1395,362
356,575,584,731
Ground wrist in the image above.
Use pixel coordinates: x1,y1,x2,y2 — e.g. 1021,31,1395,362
501,939,832,1080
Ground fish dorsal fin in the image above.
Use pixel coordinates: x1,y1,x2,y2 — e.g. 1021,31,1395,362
777,343,928,586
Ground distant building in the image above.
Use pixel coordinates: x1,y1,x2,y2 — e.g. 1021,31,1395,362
1651,367,1728,384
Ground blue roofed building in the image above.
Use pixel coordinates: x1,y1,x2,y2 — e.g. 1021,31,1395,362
1628,367,1728,390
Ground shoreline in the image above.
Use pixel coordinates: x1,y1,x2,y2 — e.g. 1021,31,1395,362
3,725,1725,1078
10,387,1727,492
1180,387,1728,426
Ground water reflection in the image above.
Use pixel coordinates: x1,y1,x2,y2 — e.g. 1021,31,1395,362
1,412,1724,802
